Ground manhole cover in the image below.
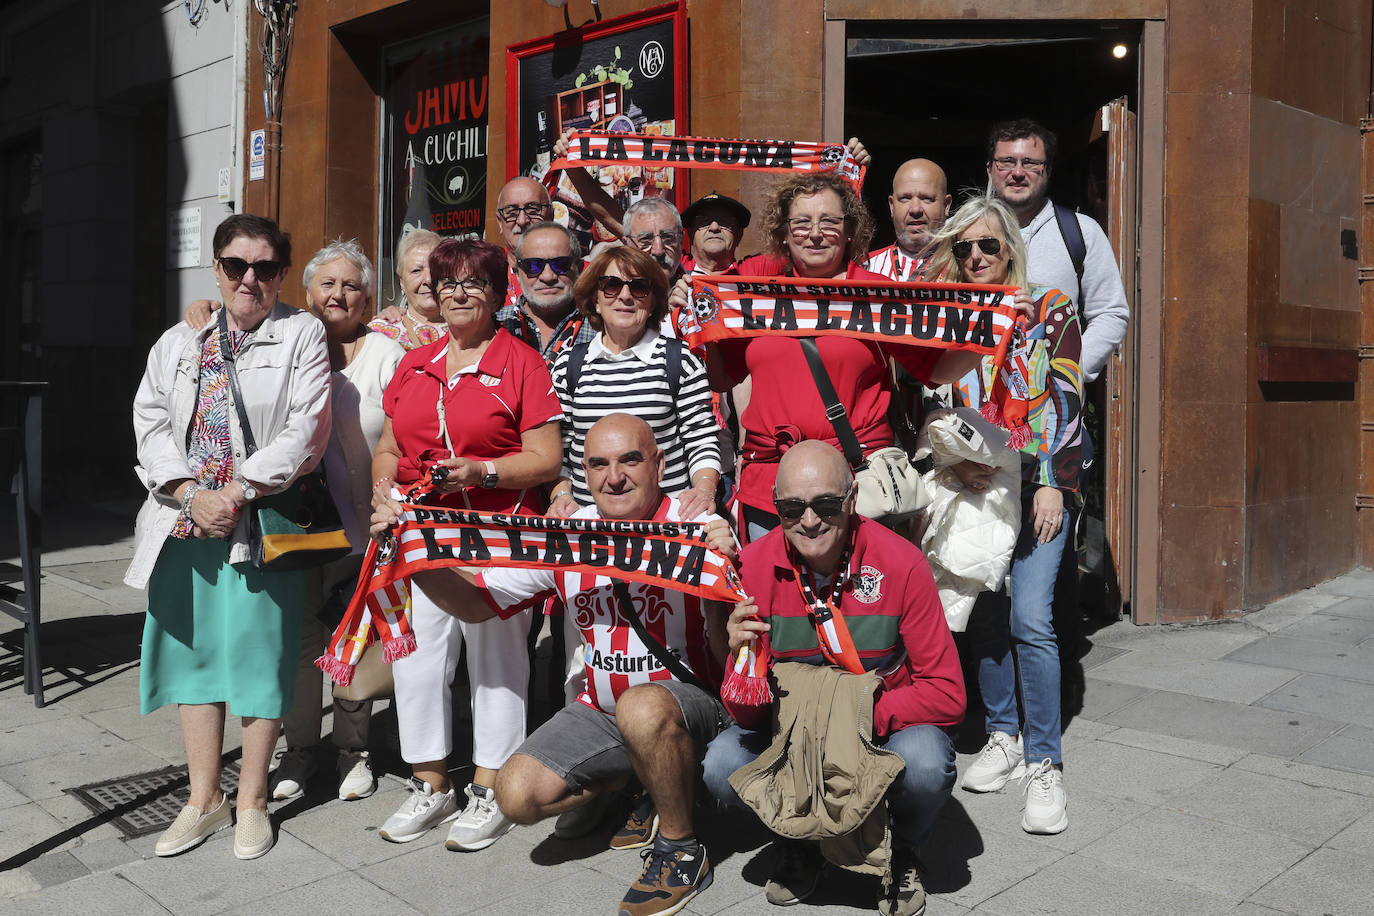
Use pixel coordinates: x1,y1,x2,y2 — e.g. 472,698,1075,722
65,761,242,838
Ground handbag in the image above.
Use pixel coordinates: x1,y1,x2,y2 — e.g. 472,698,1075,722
797,337,928,523
218,310,352,571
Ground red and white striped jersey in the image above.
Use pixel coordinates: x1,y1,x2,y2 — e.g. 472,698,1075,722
476,495,720,716
865,244,931,282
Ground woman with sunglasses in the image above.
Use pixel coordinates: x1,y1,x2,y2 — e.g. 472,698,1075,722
671,171,983,541
129,214,331,860
370,238,563,851
924,194,1083,836
548,245,721,522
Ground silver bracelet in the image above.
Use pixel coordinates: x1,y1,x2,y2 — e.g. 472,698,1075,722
181,482,202,514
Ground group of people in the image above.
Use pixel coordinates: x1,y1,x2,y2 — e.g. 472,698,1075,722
128,116,1128,916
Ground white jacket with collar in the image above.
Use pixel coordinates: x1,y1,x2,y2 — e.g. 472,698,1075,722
125,302,332,588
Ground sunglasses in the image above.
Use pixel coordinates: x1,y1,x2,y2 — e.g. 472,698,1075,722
496,202,548,222
516,256,575,277
952,237,1002,260
773,486,852,521
597,276,653,299
218,256,284,282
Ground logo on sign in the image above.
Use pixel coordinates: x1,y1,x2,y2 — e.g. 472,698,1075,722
639,41,665,78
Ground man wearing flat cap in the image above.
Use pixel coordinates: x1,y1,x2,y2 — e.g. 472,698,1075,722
680,191,750,276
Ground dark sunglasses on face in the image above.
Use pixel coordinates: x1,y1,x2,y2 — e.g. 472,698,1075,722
952,237,1002,261
516,256,575,277
597,275,653,299
773,486,852,521
218,256,284,282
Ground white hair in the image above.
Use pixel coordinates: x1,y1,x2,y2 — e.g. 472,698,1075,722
302,238,376,300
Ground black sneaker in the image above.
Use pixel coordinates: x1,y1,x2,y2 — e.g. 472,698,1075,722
764,840,824,905
610,792,659,850
879,846,926,916
618,840,713,916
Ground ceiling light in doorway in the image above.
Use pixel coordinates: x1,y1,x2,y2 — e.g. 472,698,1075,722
1112,43,1129,59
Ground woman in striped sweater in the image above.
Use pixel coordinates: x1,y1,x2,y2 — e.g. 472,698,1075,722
549,245,722,521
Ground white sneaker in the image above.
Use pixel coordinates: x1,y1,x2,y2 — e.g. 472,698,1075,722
961,731,1025,792
337,750,376,801
445,783,515,851
269,748,317,801
378,777,459,843
1021,759,1068,834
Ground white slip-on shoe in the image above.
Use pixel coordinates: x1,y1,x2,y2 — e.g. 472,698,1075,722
154,795,232,857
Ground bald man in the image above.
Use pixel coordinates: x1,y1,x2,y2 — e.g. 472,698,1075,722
390,413,733,916
866,158,952,282
702,440,964,916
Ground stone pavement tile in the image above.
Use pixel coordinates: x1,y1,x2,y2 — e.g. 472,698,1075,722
1066,740,1221,806
1168,767,1374,846
1314,596,1374,619
918,804,1067,909
1060,718,1118,746
0,775,28,809
1259,673,1374,730
35,664,144,716
1231,904,1295,915
1077,642,1126,671
0,802,81,861
1090,621,1267,659
274,778,421,869
82,699,180,742
34,791,129,846
220,871,426,916
23,850,91,889
1274,612,1374,645
0,738,168,801
359,829,583,915
1078,808,1309,900
1296,731,1374,776
1227,636,1374,685
958,783,1153,856
1325,808,1374,853
0,714,112,766
1245,590,1346,634
1248,846,1374,915
117,828,345,916
974,854,1235,916
67,836,142,873
1314,570,1374,599
1077,678,1150,722
4,871,171,915
1100,690,1340,759
1098,726,1249,766
0,869,42,898
1235,751,1374,797
1086,651,1298,704
0,689,62,728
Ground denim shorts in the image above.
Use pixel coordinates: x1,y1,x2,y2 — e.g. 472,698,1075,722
517,680,729,790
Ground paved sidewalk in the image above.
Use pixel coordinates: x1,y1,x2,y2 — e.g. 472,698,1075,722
4,506,1374,914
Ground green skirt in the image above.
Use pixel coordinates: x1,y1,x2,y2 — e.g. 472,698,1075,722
140,537,304,719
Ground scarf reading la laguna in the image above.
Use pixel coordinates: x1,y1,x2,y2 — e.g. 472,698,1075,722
550,129,867,188
678,274,1034,448
317,469,749,686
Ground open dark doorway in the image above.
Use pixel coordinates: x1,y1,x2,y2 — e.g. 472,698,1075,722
844,21,1144,629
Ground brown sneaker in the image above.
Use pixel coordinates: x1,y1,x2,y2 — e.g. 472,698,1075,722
617,840,712,916
878,846,926,916
609,793,659,850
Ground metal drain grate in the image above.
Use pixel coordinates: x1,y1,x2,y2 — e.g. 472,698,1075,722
65,761,242,839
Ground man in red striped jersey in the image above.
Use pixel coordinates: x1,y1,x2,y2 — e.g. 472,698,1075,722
866,158,952,282
409,413,734,916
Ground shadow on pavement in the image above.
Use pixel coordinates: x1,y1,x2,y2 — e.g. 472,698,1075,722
0,612,143,704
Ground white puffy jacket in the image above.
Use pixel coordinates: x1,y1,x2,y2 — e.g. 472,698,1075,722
915,408,1021,631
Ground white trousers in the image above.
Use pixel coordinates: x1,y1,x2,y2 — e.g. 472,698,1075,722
391,579,531,768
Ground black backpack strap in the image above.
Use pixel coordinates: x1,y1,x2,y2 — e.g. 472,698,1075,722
1052,201,1087,323
564,340,590,412
798,337,867,472
611,581,710,693
217,307,259,457
664,335,684,403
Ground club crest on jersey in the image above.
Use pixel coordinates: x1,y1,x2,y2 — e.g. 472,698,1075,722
851,564,884,604
479,372,501,387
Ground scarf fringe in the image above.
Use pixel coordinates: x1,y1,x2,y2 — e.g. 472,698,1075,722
721,667,773,706
316,653,355,687
382,631,418,664
1006,424,1032,451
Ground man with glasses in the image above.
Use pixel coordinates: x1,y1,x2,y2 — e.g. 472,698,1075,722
496,221,596,368
494,176,555,308
702,440,964,916
986,118,1128,383
867,158,952,282
623,196,687,285
680,192,750,276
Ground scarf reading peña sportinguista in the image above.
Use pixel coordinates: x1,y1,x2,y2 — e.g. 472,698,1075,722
551,130,867,188
677,274,1034,448
317,469,748,686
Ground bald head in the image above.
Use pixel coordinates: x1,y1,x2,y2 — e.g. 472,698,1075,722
774,441,854,574
587,413,657,457
889,158,952,255
496,177,553,254
583,413,664,520
776,441,852,498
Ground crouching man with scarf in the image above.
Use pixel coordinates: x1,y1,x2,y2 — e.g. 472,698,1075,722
376,413,734,916
702,440,964,916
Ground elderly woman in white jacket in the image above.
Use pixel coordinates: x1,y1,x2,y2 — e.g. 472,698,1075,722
127,214,331,862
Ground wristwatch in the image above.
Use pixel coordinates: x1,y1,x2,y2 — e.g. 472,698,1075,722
479,460,499,489
239,479,258,501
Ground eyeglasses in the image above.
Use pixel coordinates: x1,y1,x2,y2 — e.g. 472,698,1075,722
773,486,852,521
630,230,681,250
990,156,1047,173
516,255,575,277
436,276,492,296
218,257,284,282
786,216,846,238
952,237,1003,260
596,275,653,299
496,202,549,223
